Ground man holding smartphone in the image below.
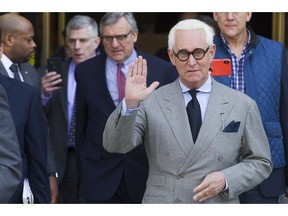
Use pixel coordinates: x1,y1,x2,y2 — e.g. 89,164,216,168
41,15,101,203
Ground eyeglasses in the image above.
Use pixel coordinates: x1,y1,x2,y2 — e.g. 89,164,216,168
217,12,243,17
173,47,210,62
101,31,131,43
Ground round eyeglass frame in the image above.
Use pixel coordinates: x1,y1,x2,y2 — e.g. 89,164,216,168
173,46,210,62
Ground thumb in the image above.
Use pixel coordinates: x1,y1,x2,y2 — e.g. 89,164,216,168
147,81,160,93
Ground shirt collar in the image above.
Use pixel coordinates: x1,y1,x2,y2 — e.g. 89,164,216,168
220,29,252,52
179,74,212,93
1,54,14,69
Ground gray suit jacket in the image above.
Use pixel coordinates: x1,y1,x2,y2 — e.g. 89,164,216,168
0,61,57,173
0,84,21,203
103,78,272,203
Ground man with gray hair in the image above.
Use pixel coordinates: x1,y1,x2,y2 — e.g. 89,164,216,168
74,12,178,203
41,15,101,203
102,19,272,203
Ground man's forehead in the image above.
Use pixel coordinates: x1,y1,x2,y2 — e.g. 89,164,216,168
174,29,206,46
68,27,91,37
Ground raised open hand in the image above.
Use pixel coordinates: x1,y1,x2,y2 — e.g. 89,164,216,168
125,56,159,109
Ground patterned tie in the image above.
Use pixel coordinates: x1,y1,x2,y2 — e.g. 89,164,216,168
67,102,76,148
117,64,126,103
186,89,202,143
10,64,21,80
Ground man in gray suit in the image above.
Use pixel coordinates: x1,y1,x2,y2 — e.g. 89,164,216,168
103,19,272,203
0,84,22,203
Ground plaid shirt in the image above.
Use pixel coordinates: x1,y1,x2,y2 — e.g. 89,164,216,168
220,31,251,93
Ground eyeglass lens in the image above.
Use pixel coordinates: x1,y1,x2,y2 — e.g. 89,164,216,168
174,47,209,61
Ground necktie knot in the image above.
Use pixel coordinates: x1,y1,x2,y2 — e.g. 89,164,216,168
188,89,199,99
10,64,20,80
10,64,18,72
117,63,123,71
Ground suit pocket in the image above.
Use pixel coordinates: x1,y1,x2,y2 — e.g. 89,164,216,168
222,120,240,132
144,174,167,199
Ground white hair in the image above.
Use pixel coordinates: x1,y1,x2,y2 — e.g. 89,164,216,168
168,19,214,50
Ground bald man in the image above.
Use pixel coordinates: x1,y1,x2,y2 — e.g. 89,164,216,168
0,13,56,203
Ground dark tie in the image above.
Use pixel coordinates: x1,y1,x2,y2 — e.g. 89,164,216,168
10,64,21,80
117,64,126,102
186,89,202,143
67,103,76,148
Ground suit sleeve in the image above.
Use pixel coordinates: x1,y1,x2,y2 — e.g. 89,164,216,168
26,87,50,203
0,84,22,203
103,103,144,154
74,66,89,155
221,100,272,199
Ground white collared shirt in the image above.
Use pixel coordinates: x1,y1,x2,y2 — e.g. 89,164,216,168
179,74,212,120
106,50,137,107
1,54,24,81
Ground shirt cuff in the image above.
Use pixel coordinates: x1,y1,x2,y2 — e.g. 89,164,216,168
41,92,51,106
121,98,138,116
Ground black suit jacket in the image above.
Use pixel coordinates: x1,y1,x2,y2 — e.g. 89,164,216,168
74,51,178,202
0,74,50,203
0,60,57,174
41,60,70,183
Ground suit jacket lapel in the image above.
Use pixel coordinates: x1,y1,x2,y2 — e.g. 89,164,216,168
95,55,118,110
0,74,13,92
0,61,8,76
158,80,194,157
179,80,233,173
59,60,70,122
18,64,37,87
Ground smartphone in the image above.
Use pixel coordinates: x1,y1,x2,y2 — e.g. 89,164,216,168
47,57,62,74
47,57,63,87
210,59,231,76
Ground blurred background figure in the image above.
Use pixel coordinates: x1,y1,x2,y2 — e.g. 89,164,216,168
155,13,218,62
51,30,72,61
213,12,288,203
74,12,178,203
41,15,101,203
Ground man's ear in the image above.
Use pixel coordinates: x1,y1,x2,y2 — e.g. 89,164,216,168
94,36,101,50
213,13,218,22
209,44,216,60
167,48,176,66
2,34,14,47
246,13,252,22
132,31,138,43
